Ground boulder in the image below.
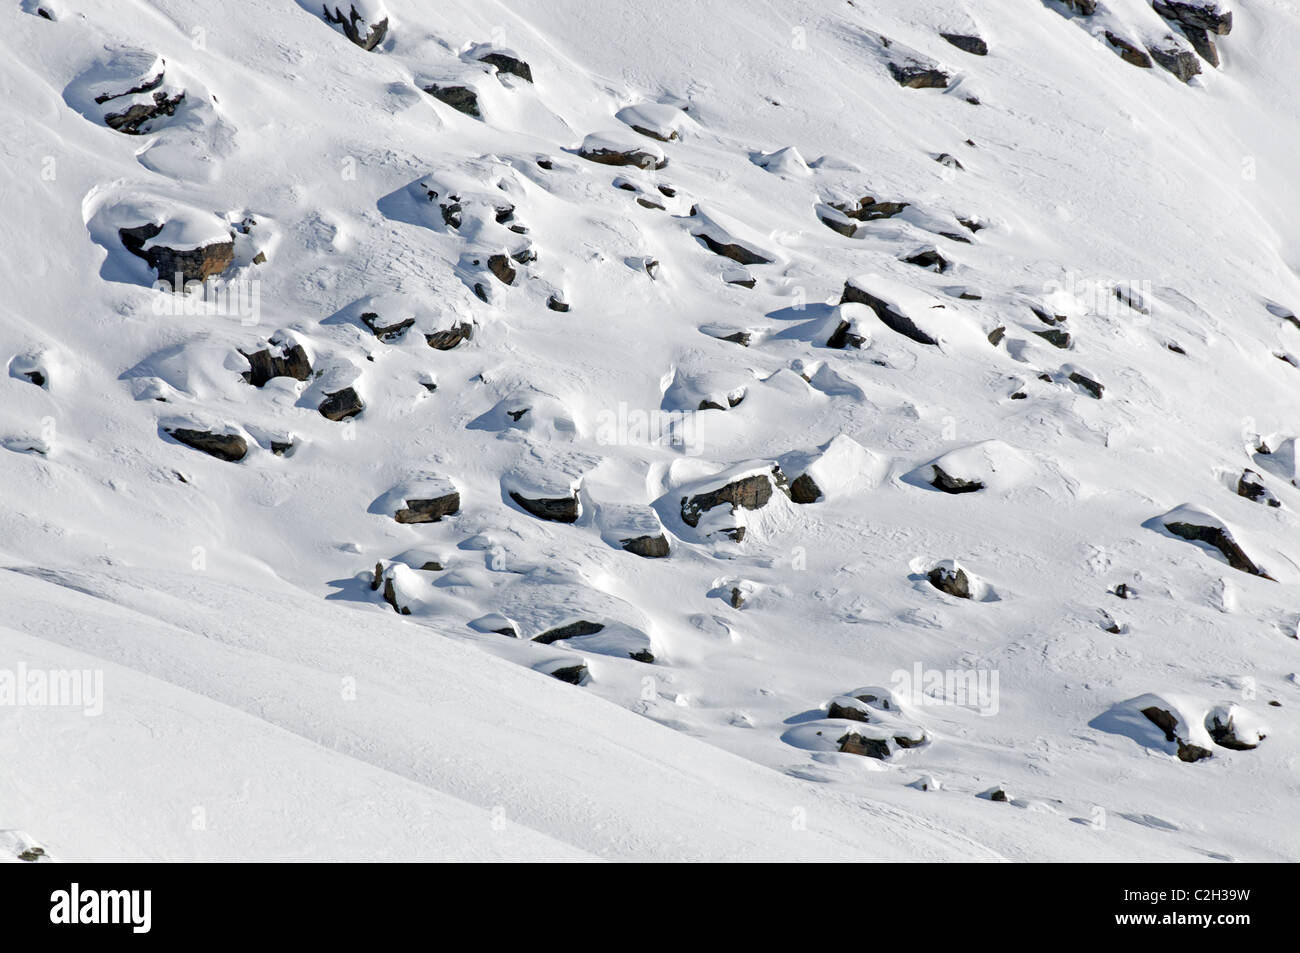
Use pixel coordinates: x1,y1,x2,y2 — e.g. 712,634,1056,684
578,132,666,169
510,490,580,523
940,33,988,56
1105,31,1153,68
1237,469,1280,507
104,89,185,134
240,338,311,387
319,386,363,421
487,253,516,285
887,61,950,89
479,51,533,83
393,491,460,524
423,84,480,118
533,620,605,645
680,465,790,528
1148,42,1202,82
927,562,972,599
1160,505,1272,578
322,3,388,51
165,427,247,462
360,310,415,341
689,205,776,265
425,323,473,350
119,222,234,286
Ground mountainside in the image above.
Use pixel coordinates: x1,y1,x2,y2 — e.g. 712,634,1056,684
2,0,1298,861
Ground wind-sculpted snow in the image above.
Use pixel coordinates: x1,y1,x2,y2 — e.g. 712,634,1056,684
2,0,1300,862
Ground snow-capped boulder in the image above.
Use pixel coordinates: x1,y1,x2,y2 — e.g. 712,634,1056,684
504,469,582,523
914,440,1034,494
840,275,981,348
1156,504,1272,579
688,204,778,266
678,463,791,541
118,209,235,286
372,475,461,524
598,503,670,558
577,131,666,169
615,103,688,142
782,435,883,503
240,331,311,387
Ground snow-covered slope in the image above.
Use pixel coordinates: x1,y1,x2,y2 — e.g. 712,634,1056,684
2,0,1298,861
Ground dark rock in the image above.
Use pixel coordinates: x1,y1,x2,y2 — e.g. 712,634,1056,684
1105,32,1153,68
1177,741,1214,762
17,847,45,862
988,327,1006,346
119,222,234,286
830,196,910,222
394,492,460,524
989,788,1009,802
636,196,665,210
1113,583,1132,599
729,587,745,609
579,146,666,169
425,323,473,350
935,153,964,171
837,731,890,759
1148,42,1202,82
621,534,670,558
1208,712,1262,750
1163,518,1273,578
818,212,857,237
549,663,588,685
902,249,950,273
887,62,950,89
322,4,388,50
828,701,869,722
510,489,579,523
534,620,605,645
1063,0,1098,13
840,280,939,346
826,319,865,349
241,343,312,386
680,466,788,528
1237,469,1281,508
488,253,517,285
940,33,988,56
103,89,186,135
630,124,677,142
726,275,756,289
165,427,247,462
360,311,414,341
546,295,570,312
1034,328,1073,349
789,472,822,504
1153,1,1233,35
629,649,656,663
927,565,972,599
694,233,772,266
1180,26,1221,66
1068,371,1104,399
319,386,364,421
930,464,984,494
479,51,533,83
21,370,46,388
381,576,410,615
271,440,292,456
423,84,480,118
